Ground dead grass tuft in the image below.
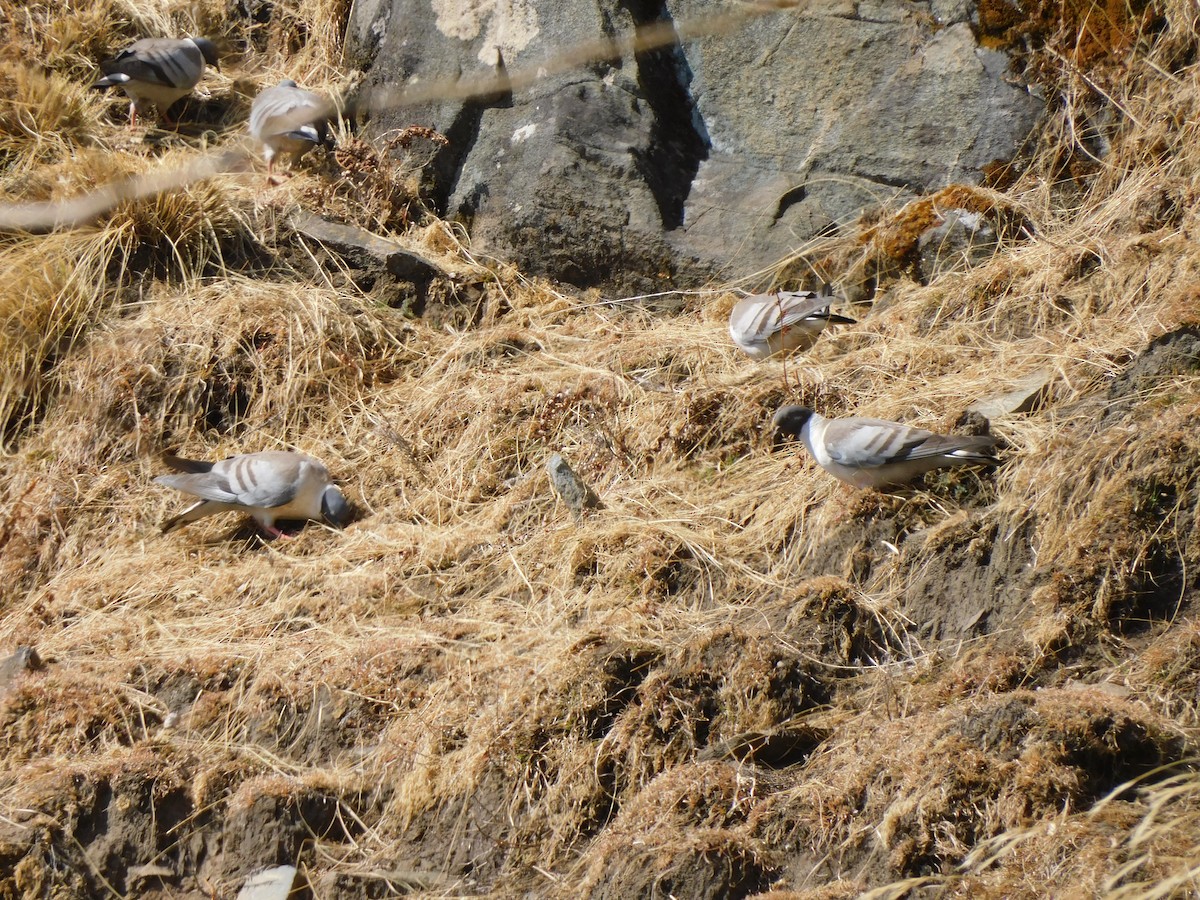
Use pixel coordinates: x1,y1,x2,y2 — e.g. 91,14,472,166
302,126,448,233
0,63,107,168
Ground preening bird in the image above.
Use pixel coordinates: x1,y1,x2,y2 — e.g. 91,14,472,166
92,37,220,126
248,80,332,177
155,451,352,537
729,288,855,359
771,405,998,489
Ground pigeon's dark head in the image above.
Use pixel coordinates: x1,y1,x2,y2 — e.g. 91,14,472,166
279,78,299,88
771,405,815,448
191,37,221,68
321,485,353,528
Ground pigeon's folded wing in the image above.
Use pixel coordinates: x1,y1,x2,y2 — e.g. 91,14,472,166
155,457,301,509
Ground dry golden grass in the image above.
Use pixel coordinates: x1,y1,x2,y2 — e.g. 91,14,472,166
1,0,1200,896
0,62,108,168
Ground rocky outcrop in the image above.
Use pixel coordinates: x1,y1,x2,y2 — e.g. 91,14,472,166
347,0,1043,291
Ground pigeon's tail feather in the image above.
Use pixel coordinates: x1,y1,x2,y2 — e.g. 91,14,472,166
948,436,1000,465
823,312,857,325
162,454,215,474
160,499,216,533
93,74,130,89
905,432,998,464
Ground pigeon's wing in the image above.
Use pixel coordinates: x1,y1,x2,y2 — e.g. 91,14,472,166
155,471,241,503
773,291,837,329
777,290,855,326
155,453,303,509
821,418,936,468
248,86,289,137
103,40,199,88
731,292,853,343
250,86,326,139
729,295,771,345
824,418,994,466
730,292,816,340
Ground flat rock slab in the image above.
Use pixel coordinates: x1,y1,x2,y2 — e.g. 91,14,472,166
968,370,1053,419
291,212,445,283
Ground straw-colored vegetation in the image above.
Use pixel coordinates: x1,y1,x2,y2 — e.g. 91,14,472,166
1,0,1199,896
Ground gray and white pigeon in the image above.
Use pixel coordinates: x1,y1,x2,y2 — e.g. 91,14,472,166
771,405,998,489
93,37,220,126
248,80,332,177
729,288,855,359
155,451,352,536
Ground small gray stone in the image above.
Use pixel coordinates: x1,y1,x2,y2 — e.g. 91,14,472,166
546,453,602,521
0,646,42,699
237,865,297,900
968,371,1053,419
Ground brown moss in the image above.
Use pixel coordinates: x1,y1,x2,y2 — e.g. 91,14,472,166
978,0,1165,80
856,185,1004,270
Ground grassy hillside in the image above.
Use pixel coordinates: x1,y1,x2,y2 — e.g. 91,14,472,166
2,0,1200,896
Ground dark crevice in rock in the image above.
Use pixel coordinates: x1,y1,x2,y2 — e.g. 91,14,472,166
621,0,710,230
864,170,929,193
432,59,515,219
774,184,807,222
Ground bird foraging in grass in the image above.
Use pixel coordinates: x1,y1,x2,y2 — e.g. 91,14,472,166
729,288,855,359
248,80,333,179
92,37,220,127
771,405,999,489
155,451,352,537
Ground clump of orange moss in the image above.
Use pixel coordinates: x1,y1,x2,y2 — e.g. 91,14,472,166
856,184,1004,267
978,0,1165,83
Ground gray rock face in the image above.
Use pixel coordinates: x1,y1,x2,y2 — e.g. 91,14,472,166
348,0,1042,291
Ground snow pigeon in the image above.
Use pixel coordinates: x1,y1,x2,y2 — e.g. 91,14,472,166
771,405,998,489
729,288,855,359
248,80,332,176
155,451,352,536
93,37,220,126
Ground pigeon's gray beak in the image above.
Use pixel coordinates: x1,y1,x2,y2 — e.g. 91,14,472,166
322,486,353,528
